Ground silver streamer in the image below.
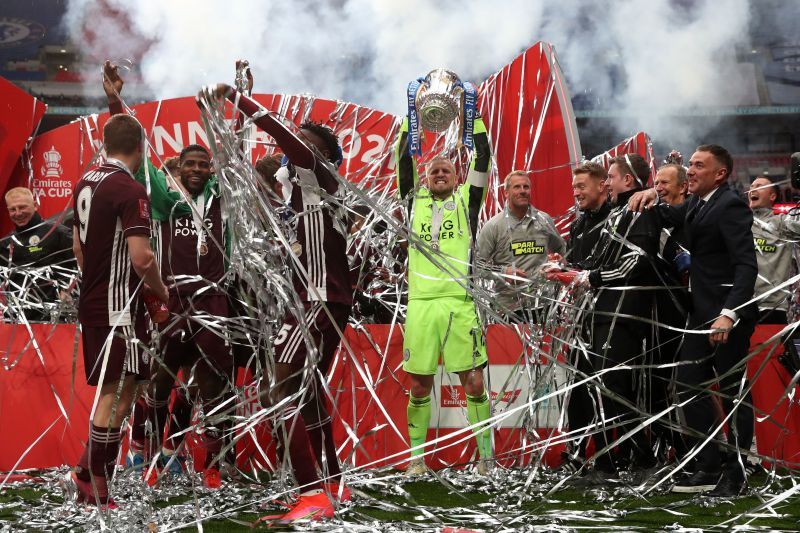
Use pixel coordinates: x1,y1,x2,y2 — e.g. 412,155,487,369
0,64,799,532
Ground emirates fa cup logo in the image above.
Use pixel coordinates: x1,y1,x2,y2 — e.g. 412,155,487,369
449,386,460,404
40,146,63,178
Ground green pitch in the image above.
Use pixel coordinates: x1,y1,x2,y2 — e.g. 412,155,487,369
1,470,798,531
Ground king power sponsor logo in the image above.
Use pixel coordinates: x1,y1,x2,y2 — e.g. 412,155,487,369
431,363,567,429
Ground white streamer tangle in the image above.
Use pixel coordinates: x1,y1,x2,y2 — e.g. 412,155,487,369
3,77,800,533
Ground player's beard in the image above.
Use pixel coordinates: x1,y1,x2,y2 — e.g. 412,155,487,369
182,175,207,196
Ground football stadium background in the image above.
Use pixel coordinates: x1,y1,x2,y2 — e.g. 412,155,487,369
0,0,799,530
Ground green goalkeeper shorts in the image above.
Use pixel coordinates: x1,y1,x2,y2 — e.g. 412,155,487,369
402,297,488,375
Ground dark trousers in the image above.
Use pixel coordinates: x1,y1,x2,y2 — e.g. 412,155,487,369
649,291,690,461
566,345,596,459
676,319,755,473
590,320,654,470
759,309,787,325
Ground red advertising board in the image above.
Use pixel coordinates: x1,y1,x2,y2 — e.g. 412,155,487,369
3,41,583,226
1,324,797,472
0,77,47,235
592,131,657,186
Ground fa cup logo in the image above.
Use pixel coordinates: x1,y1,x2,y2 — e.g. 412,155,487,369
41,146,63,178
449,386,460,404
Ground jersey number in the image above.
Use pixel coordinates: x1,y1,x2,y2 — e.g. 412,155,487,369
274,323,293,346
77,187,92,244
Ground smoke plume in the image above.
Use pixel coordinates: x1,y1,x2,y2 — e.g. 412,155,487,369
64,0,779,149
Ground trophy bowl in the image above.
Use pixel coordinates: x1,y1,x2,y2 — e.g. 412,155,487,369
416,68,464,133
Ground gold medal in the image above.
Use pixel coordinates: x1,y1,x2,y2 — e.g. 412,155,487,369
199,243,208,256
291,242,303,256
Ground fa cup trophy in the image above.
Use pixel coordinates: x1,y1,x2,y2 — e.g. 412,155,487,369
406,69,478,156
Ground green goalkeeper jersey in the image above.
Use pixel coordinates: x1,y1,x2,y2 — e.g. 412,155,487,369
395,116,490,301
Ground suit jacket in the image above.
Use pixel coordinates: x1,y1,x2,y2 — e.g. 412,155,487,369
653,183,757,327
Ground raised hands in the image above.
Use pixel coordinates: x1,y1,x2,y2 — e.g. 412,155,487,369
197,83,234,105
102,60,124,102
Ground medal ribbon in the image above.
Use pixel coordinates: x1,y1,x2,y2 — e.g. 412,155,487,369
461,81,477,150
191,192,214,258
429,199,448,250
407,78,424,156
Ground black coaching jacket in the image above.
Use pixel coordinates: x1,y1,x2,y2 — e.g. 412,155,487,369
575,188,661,326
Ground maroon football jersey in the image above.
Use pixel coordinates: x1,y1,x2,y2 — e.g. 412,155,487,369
73,160,151,326
281,164,352,306
227,91,352,307
158,192,226,296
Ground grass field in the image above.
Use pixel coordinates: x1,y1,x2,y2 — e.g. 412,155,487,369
1,467,798,531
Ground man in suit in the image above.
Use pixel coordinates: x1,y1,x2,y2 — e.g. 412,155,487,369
629,144,757,497
1,187,76,321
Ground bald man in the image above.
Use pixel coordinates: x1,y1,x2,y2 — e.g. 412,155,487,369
395,114,494,477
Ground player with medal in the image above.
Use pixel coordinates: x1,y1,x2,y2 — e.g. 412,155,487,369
202,69,354,521
102,62,235,488
397,69,494,476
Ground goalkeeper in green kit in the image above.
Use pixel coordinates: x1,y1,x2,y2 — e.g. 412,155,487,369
395,112,493,476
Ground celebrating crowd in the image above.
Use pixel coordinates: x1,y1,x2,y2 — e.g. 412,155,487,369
2,60,798,524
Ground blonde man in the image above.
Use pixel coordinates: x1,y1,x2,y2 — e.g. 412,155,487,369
2,187,73,267
1,187,75,320
395,113,493,476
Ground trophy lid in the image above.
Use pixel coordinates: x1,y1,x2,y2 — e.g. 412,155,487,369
424,68,461,86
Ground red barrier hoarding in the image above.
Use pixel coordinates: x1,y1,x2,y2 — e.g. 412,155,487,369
0,77,46,235
1,324,797,472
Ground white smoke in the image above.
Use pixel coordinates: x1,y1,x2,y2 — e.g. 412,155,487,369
63,0,762,148
538,0,755,146
62,0,544,113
